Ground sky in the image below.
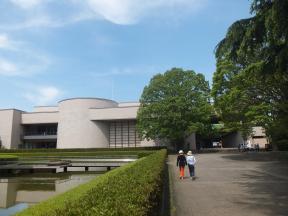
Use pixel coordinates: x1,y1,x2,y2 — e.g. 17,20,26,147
0,0,252,111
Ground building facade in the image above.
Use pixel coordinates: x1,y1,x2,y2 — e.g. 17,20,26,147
0,98,156,149
222,127,268,149
0,97,267,150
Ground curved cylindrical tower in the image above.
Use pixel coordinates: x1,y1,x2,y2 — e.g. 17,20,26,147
57,98,118,149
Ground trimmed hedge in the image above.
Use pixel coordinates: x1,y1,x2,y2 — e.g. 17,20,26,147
0,146,166,153
0,150,154,159
15,149,167,216
0,147,167,159
0,154,18,161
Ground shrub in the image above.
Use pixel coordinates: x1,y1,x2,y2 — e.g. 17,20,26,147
0,154,18,160
275,139,288,151
0,154,18,165
0,150,155,159
15,149,167,216
0,146,166,153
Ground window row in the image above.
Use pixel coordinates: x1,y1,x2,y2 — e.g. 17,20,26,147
109,121,141,148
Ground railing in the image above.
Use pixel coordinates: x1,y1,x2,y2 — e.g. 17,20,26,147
23,131,57,136
21,133,57,140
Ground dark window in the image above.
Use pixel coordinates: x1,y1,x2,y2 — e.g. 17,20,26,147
109,121,141,148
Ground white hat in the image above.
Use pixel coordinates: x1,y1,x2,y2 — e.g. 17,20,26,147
187,151,192,155
179,150,184,154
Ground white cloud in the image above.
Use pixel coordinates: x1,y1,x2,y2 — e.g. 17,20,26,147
0,34,51,76
24,86,61,105
87,0,137,25
90,65,160,78
87,0,205,25
0,14,97,31
0,58,18,75
91,67,135,77
0,34,11,49
10,0,42,9
1,0,206,30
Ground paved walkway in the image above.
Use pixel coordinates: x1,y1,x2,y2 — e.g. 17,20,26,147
168,152,288,216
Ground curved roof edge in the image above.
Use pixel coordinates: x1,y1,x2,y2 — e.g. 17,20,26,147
58,97,117,104
34,105,57,108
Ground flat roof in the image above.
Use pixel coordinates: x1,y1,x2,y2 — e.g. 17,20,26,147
0,108,24,112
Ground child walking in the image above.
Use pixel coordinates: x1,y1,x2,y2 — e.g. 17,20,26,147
176,150,187,179
186,150,196,180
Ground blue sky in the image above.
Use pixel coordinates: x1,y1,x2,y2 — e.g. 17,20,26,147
0,0,251,111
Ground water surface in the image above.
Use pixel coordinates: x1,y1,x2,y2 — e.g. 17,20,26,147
0,172,102,216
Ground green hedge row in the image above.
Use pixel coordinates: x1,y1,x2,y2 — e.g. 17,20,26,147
0,146,166,153
15,149,167,216
0,150,154,159
0,154,18,160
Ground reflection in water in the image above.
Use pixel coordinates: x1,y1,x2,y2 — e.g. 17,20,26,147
0,204,28,216
0,172,101,216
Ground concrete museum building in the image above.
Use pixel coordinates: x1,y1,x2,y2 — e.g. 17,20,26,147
0,98,157,149
0,97,267,150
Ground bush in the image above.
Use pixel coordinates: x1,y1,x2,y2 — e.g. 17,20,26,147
0,154,18,165
275,140,288,151
0,154,18,161
0,146,166,153
0,150,155,160
15,149,167,216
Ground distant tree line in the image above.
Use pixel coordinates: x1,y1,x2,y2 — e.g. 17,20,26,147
212,0,288,150
137,0,288,150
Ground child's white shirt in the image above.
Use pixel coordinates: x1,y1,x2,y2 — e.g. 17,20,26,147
186,155,196,165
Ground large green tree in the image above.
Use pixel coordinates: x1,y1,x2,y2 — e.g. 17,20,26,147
212,0,288,149
137,68,211,149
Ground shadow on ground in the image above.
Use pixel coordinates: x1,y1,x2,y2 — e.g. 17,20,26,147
221,151,288,162
222,152,288,216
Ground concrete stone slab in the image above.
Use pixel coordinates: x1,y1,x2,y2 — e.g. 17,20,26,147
168,152,288,216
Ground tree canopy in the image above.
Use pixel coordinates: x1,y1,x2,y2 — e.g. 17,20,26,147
137,68,211,148
212,0,288,149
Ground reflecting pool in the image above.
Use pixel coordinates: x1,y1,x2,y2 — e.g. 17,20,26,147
0,172,102,216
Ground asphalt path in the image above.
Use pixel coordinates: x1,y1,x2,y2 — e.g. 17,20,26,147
168,152,288,216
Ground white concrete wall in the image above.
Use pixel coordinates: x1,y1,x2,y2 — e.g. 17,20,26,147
252,126,266,136
223,127,268,148
0,110,14,149
89,106,138,120
118,102,140,107
33,106,58,112
250,137,268,148
140,139,156,147
0,109,22,149
57,98,117,149
248,126,268,148
1,98,160,149
185,133,196,150
21,112,59,124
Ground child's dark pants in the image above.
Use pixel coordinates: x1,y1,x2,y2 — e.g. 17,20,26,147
188,164,195,177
